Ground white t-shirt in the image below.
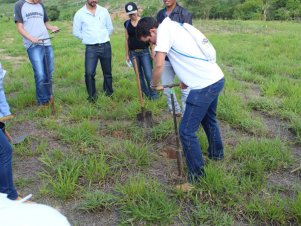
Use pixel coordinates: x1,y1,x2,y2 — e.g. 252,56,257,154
154,18,224,90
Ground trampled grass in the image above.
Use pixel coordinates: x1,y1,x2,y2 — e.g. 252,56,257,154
1,17,301,225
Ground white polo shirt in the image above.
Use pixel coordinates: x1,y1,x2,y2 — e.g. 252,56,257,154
154,18,224,90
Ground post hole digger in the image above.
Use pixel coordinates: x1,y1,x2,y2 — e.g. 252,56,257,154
163,84,184,177
132,57,153,127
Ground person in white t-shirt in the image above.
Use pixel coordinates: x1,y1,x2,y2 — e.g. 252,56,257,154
136,17,225,183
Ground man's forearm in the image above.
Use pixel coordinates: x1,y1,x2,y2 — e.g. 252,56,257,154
151,51,166,88
152,65,164,87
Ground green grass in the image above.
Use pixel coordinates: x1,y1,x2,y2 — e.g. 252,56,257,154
79,190,117,212
246,193,287,224
116,176,179,224
291,192,301,224
1,17,300,225
40,157,82,200
191,203,234,226
84,152,110,183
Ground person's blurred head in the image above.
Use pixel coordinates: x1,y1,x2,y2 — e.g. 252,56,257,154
28,0,41,4
86,0,98,8
136,17,159,45
163,0,177,8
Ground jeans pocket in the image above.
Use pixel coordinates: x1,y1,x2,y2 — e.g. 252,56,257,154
186,89,211,106
208,78,224,96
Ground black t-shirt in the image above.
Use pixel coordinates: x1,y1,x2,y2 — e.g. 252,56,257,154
124,19,149,50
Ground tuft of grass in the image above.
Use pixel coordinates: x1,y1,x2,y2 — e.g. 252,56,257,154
218,93,267,135
110,140,151,169
150,119,173,140
14,137,47,157
232,138,293,191
248,97,281,115
40,157,82,200
79,190,117,212
234,138,292,171
196,163,239,205
14,178,34,189
116,176,179,224
84,152,110,183
290,192,301,224
191,203,234,226
290,116,301,142
246,193,287,224
57,120,98,148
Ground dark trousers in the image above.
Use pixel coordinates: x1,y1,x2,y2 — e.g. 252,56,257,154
0,130,18,200
85,42,113,99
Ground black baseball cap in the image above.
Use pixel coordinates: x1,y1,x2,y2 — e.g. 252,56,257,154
125,2,138,15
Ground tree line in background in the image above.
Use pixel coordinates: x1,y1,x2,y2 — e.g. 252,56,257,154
182,0,301,20
1,0,301,21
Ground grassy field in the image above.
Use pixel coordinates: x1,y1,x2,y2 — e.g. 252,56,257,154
0,17,301,225
0,0,162,20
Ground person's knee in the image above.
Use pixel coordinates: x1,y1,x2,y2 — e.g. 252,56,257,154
179,124,188,140
85,71,95,79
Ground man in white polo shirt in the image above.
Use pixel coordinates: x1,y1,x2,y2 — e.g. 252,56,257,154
136,17,225,182
73,0,114,102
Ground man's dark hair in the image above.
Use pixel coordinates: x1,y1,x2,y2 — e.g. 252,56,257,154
136,17,159,40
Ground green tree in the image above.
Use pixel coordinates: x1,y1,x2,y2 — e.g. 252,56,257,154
210,0,242,19
233,0,263,20
46,6,60,21
182,0,218,19
287,0,301,19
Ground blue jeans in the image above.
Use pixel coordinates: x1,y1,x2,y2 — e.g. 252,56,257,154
129,49,158,100
27,45,54,105
0,129,18,200
85,42,113,99
179,78,225,182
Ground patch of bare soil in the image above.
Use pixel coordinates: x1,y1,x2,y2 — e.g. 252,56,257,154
0,48,27,72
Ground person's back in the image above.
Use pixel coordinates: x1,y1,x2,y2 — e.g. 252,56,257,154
156,18,223,89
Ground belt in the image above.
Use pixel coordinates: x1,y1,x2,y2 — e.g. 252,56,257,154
132,49,146,52
86,41,109,46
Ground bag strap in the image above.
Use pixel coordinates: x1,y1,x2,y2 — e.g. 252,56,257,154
169,23,209,62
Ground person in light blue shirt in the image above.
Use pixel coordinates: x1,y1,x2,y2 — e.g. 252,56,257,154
73,0,114,101
0,63,12,119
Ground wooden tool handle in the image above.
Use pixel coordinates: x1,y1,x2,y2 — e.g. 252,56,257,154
132,57,145,108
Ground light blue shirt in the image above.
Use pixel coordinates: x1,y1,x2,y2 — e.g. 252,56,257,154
73,4,113,45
